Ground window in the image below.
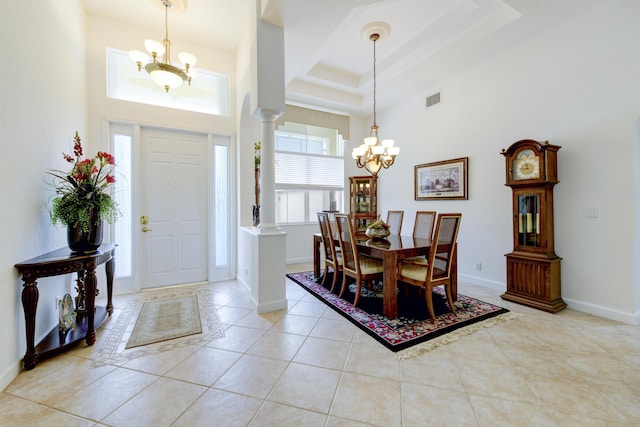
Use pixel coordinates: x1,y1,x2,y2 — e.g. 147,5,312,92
275,123,344,224
106,48,230,116
214,144,229,266
112,130,132,278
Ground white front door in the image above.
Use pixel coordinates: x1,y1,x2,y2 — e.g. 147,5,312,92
140,127,208,288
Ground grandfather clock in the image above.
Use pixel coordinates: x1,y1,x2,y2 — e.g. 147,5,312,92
500,139,566,312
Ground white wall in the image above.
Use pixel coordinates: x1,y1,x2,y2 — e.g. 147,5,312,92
0,0,87,389
374,0,640,323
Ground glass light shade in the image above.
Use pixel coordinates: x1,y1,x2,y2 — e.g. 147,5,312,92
150,69,184,89
371,145,385,155
364,136,377,146
187,68,198,79
129,50,149,64
387,146,400,156
144,39,165,57
145,62,187,91
381,139,395,148
179,52,197,67
367,160,382,174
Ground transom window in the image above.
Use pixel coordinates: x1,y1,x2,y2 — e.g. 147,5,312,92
106,48,230,116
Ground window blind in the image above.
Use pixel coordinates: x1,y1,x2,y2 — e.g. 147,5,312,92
275,152,344,189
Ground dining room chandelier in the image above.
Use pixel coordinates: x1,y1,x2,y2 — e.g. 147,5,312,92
352,22,399,176
129,0,197,93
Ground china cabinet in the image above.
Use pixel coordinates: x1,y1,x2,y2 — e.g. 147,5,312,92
349,175,378,234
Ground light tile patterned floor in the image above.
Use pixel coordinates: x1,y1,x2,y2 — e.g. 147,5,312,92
1,263,639,426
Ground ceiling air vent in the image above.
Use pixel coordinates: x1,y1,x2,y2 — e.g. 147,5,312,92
426,92,441,108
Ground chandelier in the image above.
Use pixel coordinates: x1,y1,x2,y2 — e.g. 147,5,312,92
129,0,197,93
352,22,399,176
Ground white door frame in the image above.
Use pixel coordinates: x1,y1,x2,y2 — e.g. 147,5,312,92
107,121,236,294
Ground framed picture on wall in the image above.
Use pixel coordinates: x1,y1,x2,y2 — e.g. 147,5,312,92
414,157,468,200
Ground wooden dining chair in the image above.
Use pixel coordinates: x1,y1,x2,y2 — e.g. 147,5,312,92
334,213,384,308
317,212,342,292
403,211,437,264
386,210,404,235
413,211,437,239
397,213,462,322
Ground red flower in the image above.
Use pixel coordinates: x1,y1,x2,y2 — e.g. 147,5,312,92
98,151,115,165
73,131,83,158
50,131,118,201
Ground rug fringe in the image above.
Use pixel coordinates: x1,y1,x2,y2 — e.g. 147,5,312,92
395,312,524,360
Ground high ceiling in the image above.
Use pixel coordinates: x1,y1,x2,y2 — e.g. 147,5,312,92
81,0,601,117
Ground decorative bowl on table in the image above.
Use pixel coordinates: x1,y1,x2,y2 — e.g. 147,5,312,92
365,227,390,240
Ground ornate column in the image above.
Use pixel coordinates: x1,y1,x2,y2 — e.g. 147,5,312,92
257,109,280,230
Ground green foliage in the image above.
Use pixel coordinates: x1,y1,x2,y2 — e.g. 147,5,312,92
50,192,120,233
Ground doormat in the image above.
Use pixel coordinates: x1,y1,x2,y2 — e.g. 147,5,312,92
94,288,224,366
126,295,202,349
287,271,521,359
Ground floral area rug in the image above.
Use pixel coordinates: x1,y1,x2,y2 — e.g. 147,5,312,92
287,271,519,359
93,288,224,366
125,295,202,349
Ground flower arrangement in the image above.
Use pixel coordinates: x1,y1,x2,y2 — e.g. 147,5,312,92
253,141,261,226
254,141,261,169
367,216,390,230
366,216,391,239
49,131,120,232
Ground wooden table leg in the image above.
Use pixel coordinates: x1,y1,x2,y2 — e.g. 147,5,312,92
382,251,399,319
84,262,97,346
21,279,39,370
452,244,458,301
313,235,321,278
105,253,114,315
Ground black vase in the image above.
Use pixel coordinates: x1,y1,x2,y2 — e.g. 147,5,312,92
252,204,260,227
67,212,103,254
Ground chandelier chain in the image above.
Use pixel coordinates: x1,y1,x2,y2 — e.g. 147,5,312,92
163,2,171,64
351,24,399,176
165,3,169,40
372,34,377,127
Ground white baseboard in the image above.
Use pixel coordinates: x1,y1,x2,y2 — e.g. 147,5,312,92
256,299,288,313
286,256,313,265
237,275,250,293
562,297,639,325
0,359,22,392
459,274,639,325
458,273,505,291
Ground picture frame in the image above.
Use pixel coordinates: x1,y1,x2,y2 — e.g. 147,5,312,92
414,157,468,200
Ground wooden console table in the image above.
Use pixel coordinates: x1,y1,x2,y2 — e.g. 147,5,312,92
14,244,115,370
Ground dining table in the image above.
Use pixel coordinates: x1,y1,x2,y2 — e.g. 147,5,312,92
312,233,457,319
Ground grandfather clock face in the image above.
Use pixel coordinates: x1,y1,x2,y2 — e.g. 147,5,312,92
512,149,540,181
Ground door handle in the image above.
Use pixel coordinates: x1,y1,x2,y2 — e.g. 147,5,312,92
141,226,153,232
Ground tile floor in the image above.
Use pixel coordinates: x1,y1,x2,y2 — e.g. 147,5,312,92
2,263,640,426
